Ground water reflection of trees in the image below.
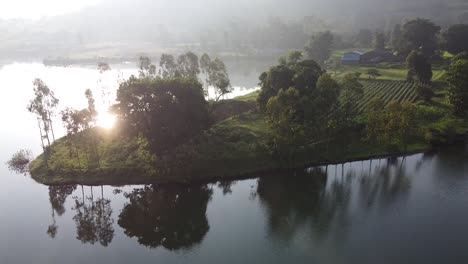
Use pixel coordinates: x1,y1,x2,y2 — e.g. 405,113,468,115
257,158,411,244
359,158,411,210
118,185,212,251
257,168,351,243
47,185,77,239
72,186,114,247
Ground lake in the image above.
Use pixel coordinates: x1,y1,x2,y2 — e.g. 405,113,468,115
2,63,468,263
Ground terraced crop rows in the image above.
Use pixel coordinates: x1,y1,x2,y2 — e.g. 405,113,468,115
347,80,419,113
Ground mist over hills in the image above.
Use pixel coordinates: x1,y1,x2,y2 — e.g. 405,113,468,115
0,0,467,61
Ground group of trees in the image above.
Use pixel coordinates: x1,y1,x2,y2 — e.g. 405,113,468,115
25,51,233,171
137,52,231,101
113,77,210,155
258,52,364,163
60,89,101,169
391,19,468,58
366,99,418,151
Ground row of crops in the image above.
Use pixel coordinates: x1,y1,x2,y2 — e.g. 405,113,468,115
348,80,419,113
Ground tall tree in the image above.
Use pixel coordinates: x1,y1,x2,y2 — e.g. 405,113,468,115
406,51,433,83
447,58,468,116
27,79,59,153
365,97,386,144
177,51,200,79
374,31,386,50
200,53,232,101
401,18,441,57
304,31,333,65
138,56,157,78
159,54,178,79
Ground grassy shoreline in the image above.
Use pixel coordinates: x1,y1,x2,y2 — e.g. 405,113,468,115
30,132,430,186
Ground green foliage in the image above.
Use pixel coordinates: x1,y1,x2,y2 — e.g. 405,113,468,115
264,72,341,163
265,88,307,164
365,100,418,150
416,83,435,102
340,73,364,110
113,77,210,154
446,58,468,116
406,51,433,83
400,18,441,57
200,53,232,101
444,24,468,55
29,128,157,179
257,57,323,110
365,97,385,143
304,31,334,65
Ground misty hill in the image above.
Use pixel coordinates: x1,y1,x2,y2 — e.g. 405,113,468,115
0,0,467,61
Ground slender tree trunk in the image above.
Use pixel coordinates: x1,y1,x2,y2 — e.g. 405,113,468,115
43,120,51,149
48,112,55,142
37,118,46,153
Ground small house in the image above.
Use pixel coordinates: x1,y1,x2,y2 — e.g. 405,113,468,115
360,49,399,64
341,51,365,65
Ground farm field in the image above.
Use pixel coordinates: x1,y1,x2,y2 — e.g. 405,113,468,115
330,65,446,81
345,80,419,113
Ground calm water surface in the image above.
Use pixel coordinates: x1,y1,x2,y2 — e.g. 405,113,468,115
1,63,468,263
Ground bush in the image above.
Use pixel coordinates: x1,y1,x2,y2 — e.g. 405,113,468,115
7,149,32,174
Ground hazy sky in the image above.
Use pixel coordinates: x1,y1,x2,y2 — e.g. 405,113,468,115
0,0,100,19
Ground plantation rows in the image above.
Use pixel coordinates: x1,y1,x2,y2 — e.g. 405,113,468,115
348,80,419,113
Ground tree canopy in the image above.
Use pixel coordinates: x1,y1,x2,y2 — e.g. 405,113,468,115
257,57,323,110
444,24,468,55
447,58,468,116
113,77,210,154
406,51,433,83
400,18,441,57
304,31,333,65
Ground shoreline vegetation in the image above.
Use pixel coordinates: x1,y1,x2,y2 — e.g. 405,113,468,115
26,19,468,185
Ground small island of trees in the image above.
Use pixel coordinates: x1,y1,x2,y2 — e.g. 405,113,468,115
9,17,468,185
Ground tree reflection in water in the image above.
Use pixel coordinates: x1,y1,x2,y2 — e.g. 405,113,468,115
118,184,212,250
257,168,351,243
72,186,114,246
359,157,411,210
47,185,77,239
257,157,411,245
